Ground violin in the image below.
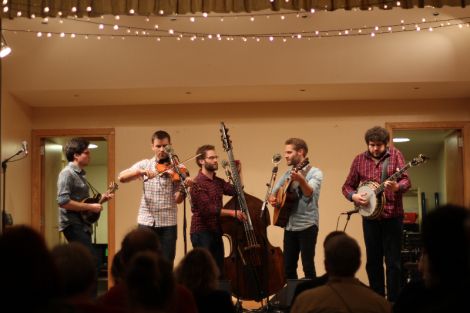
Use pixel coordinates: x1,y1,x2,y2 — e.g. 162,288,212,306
155,160,189,182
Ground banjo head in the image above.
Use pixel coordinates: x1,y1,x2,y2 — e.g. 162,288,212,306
356,181,380,218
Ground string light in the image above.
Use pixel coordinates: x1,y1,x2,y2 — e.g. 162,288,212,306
2,6,469,42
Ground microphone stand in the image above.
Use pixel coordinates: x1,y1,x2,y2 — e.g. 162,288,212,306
166,150,193,255
260,162,279,219
1,148,25,233
336,209,358,232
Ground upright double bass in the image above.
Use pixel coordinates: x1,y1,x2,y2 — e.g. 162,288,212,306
219,122,285,301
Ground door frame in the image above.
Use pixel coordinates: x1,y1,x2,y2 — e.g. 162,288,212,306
31,128,116,282
386,121,470,207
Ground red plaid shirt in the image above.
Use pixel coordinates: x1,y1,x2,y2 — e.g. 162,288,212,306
342,147,411,219
190,171,236,234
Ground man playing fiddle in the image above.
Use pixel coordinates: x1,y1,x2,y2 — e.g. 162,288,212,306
118,130,191,267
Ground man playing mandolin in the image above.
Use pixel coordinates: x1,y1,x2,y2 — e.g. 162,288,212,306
57,137,113,255
342,126,411,302
268,138,323,280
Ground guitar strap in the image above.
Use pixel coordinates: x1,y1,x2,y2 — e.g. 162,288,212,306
381,156,390,183
85,180,101,198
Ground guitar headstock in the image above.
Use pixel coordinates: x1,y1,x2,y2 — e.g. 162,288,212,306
220,122,232,152
108,181,119,193
294,158,310,172
411,154,428,167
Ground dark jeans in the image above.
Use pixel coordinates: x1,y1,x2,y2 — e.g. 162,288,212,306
62,223,93,254
138,224,177,267
363,217,403,302
191,231,225,277
284,224,318,279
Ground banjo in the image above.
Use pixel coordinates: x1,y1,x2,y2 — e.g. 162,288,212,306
356,154,427,219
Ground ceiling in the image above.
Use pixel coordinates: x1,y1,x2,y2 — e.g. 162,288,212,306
2,6,470,107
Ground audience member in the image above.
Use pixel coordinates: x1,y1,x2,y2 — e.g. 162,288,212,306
98,227,197,313
393,204,470,313
52,242,97,302
291,232,391,313
110,250,124,286
126,251,175,313
175,248,235,313
292,230,346,303
0,225,65,313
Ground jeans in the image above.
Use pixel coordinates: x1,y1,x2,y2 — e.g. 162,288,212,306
284,224,318,279
191,231,225,277
138,224,177,267
362,217,403,302
62,223,93,254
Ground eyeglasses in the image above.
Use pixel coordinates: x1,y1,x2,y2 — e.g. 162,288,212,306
205,156,218,160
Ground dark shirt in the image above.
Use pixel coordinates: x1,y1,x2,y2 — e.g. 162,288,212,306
190,171,236,234
342,147,411,218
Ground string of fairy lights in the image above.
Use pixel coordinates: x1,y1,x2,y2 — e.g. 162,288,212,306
2,0,470,41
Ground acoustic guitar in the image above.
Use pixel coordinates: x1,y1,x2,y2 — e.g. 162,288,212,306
81,181,118,224
273,158,310,227
356,154,427,219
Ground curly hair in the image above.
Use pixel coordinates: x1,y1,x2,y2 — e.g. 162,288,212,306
364,126,390,145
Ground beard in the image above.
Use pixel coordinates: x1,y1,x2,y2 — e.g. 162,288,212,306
204,163,218,172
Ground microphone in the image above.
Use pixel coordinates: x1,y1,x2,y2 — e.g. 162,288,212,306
272,153,282,165
342,208,359,215
21,141,28,155
221,160,232,180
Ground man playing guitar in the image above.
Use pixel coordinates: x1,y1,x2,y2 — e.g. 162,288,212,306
268,138,323,280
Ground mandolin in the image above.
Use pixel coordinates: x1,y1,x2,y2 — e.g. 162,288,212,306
81,181,118,224
273,158,310,227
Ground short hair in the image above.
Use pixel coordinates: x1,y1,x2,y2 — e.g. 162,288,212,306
64,137,90,162
195,145,215,168
324,234,361,277
151,130,171,143
285,138,308,156
121,227,162,267
51,242,97,297
126,251,175,310
364,126,390,145
323,230,347,247
175,248,220,296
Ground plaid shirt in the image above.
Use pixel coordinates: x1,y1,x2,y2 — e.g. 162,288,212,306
130,158,181,227
342,147,411,219
189,171,236,234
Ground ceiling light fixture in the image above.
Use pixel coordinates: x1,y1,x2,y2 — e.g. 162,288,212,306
393,137,410,143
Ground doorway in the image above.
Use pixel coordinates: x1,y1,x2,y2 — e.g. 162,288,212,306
31,129,115,288
386,121,470,209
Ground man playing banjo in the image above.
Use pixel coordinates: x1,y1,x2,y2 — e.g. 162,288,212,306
342,126,411,302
